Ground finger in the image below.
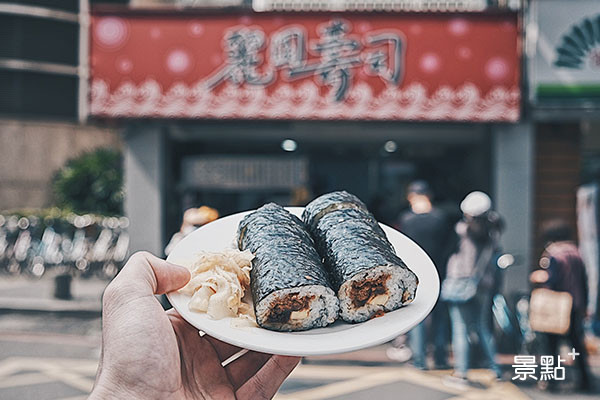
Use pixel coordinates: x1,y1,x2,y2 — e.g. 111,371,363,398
111,251,191,297
168,313,237,399
168,312,272,386
167,309,200,337
204,335,243,362
236,355,301,400
225,351,272,390
167,311,236,359
166,308,181,318
167,312,249,365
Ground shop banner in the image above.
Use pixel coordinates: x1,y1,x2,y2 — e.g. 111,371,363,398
577,184,599,316
531,0,600,103
90,12,520,121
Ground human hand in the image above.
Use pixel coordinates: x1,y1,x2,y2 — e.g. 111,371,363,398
90,252,300,400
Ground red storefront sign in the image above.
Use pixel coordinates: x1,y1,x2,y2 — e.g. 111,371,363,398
90,12,520,121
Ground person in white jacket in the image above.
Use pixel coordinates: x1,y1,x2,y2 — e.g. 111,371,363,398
443,191,503,385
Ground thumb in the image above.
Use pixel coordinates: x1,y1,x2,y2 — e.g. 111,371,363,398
147,254,191,294
111,251,191,297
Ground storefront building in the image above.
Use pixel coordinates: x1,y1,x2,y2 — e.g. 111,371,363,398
528,0,600,317
0,0,123,210
89,3,532,295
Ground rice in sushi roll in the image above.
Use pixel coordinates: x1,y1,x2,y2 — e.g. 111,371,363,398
237,203,339,331
303,191,418,323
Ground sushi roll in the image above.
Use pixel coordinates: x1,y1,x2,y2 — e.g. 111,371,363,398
237,203,339,331
303,191,418,323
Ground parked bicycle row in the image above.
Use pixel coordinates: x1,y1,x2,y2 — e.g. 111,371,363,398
0,213,129,279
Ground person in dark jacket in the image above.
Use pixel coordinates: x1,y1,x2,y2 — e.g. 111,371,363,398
389,180,454,369
531,219,593,391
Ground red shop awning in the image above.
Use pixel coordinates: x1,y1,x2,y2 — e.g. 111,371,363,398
89,11,521,121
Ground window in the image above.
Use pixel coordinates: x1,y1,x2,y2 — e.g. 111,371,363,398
0,0,129,119
0,70,78,117
0,15,78,65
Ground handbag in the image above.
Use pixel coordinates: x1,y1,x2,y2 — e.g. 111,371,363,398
529,288,572,335
440,245,494,303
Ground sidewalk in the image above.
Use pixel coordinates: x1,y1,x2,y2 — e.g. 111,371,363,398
0,275,107,316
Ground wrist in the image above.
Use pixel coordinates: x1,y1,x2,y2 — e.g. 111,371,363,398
89,383,136,400
89,372,146,400
89,384,122,400
89,367,179,400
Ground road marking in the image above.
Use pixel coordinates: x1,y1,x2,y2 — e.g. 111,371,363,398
0,357,97,373
276,370,402,400
291,365,390,379
42,367,95,393
395,367,465,395
0,332,100,347
0,358,24,376
0,356,97,395
0,356,532,400
0,372,55,388
277,365,531,400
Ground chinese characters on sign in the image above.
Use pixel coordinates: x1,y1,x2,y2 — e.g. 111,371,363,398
512,348,579,381
207,20,404,101
90,13,521,121
206,29,274,88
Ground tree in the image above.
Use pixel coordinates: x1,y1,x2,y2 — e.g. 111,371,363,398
53,148,123,215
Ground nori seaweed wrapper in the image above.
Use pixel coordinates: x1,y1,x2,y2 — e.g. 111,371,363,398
302,191,410,289
237,203,333,304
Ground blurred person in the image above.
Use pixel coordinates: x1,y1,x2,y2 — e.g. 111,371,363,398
290,186,311,206
89,252,300,399
441,191,503,385
530,219,593,391
165,206,219,256
388,180,455,369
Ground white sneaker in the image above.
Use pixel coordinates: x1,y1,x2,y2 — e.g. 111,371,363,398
386,346,412,363
442,375,469,390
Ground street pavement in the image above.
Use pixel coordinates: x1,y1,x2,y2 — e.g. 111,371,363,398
0,276,598,399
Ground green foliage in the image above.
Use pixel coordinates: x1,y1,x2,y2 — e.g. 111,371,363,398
52,148,123,215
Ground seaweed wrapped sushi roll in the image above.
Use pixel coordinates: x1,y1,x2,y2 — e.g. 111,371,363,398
237,203,339,331
303,191,418,323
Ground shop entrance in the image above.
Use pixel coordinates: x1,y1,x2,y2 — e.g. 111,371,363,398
306,140,490,225
167,125,490,237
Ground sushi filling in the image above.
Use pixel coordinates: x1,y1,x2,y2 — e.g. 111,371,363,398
350,273,391,308
266,293,316,324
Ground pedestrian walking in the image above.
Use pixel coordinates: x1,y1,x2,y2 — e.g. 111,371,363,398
165,206,219,256
441,191,503,385
388,180,454,369
529,219,593,392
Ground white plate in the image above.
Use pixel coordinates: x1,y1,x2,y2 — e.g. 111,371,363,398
167,207,439,356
